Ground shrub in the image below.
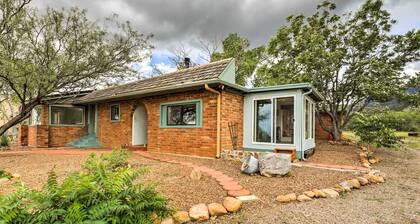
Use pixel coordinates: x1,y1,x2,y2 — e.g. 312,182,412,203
0,170,12,179
351,113,400,148
0,135,9,147
0,150,173,223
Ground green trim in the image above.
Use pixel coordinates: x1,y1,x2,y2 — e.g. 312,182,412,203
243,147,274,152
160,99,203,128
218,58,236,84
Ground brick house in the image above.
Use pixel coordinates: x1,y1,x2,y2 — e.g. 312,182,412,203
18,58,323,159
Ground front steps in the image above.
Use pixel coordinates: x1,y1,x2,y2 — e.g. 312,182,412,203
67,135,101,148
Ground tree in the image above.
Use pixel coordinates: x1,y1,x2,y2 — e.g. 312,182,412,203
0,0,151,135
256,0,420,140
212,33,265,86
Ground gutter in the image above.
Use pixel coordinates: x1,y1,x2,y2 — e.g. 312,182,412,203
301,89,313,161
204,84,222,158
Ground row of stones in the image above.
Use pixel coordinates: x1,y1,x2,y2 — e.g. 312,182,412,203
135,151,251,197
359,146,380,168
276,171,386,203
159,197,243,224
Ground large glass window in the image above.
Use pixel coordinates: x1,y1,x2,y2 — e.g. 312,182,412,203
160,100,202,128
305,99,315,139
167,104,197,126
254,97,295,144
275,97,294,144
50,106,84,125
255,99,272,143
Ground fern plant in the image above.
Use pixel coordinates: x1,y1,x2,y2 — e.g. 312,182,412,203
0,150,173,224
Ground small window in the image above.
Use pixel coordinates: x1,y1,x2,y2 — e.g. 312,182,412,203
50,106,84,126
30,106,42,125
160,100,202,128
110,104,120,121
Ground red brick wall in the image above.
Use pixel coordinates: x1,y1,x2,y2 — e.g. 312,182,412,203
221,91,243,151
49,126,88,147
97,89,221,157
315,114,334,140
27,125,49,147
18,125,28,146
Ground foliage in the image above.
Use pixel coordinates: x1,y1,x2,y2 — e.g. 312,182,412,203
0,150,173,223
351,113,400,148
348,107,420,132
256,0,420,140
0,0,152,136
0,169,12,179
0,135,8,147
212,33,265,86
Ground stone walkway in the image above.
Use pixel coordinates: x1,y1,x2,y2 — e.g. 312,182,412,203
133,151,252,197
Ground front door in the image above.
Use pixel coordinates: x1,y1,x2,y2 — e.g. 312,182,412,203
88,104,97,136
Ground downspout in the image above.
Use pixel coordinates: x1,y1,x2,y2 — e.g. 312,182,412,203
301,89,313,161
204,84,222,158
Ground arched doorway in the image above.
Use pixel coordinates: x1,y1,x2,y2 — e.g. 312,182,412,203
132,104,148,146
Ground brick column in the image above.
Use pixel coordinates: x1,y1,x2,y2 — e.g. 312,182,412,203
18,125,28,146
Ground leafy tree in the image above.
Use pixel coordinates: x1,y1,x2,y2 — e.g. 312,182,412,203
0,150,173,223
212,33,265,86
351,113,399,149
0,0,151,135
256,0,420,140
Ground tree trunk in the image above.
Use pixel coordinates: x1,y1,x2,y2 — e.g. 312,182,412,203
331,116,342,141
0,100,38,136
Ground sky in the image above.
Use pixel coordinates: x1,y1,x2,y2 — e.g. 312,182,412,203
32,0,420,77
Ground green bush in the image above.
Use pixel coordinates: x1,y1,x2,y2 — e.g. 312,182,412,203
0,170,12,179
0,135,9,147
351,113,400,148
0,150,173,223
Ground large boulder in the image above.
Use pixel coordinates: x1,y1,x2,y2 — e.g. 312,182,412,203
259,153,291,177
223,197,242,212
189,203,209,221
241,155,259,174
208,203,227,216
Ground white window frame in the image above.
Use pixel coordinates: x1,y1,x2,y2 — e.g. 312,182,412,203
49,105,85,126
251,95,296,146
304,97,316,140
30,106,42,126
110,103,120,122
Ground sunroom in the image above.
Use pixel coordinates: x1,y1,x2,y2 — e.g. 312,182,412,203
242,83,323,160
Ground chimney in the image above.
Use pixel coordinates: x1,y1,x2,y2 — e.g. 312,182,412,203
184,57,191,68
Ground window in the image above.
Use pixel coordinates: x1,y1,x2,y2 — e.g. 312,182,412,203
110,104,120,121
30,106,42,125
50,106,84,125
254,97,294,144
305,98,315,139
160,100,202,128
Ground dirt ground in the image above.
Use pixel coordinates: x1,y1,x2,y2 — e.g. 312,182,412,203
1,142,419,223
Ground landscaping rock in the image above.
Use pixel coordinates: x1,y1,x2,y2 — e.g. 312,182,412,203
208,203,227,216
369,157,380,164
356,177,369,186
360,146,368,151
189,203,209,221
12,173,21,179
312,189,327,198
348,179,361,189
339,181,353,190
297,194,312,202
241,155,259,174
333,184,346,193
173,211,190,223
161,217,174,224
223,197,242,212
303,191,315,198
190,169,202,180
259,153,291,177
276,193,297,203
366,175,384,184
362,162,371,168
321,188,340,198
